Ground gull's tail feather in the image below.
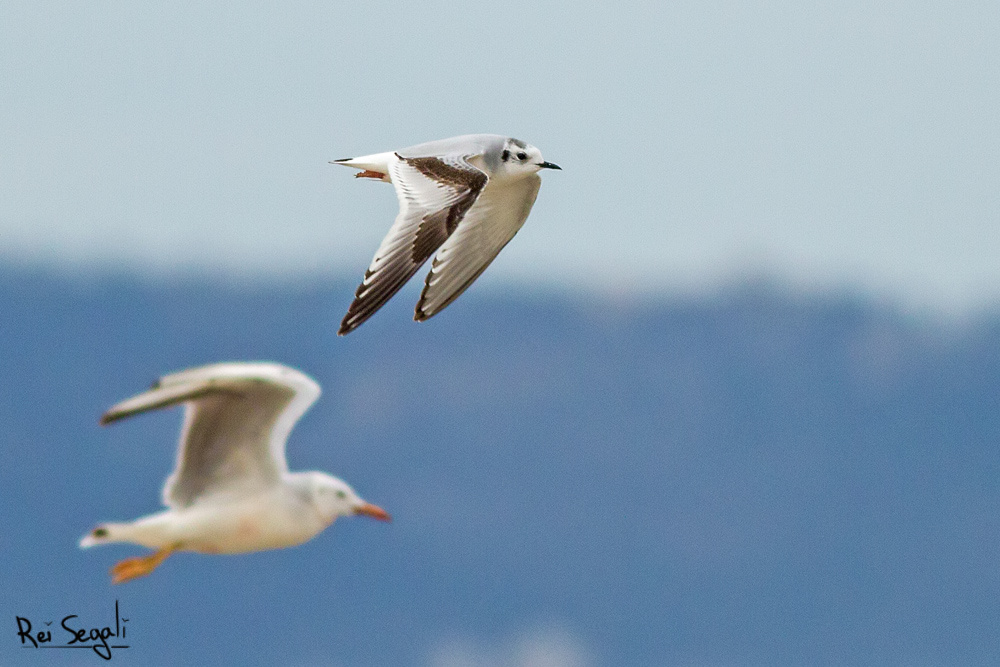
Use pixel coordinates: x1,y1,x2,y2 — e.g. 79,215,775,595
330,151,395,180
79,523,131,548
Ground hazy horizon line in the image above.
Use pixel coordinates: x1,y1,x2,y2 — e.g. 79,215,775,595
4,256,999,322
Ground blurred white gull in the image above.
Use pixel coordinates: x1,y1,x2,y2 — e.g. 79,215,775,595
80,362,390,584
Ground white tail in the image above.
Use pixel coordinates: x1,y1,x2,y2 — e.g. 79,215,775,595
330,151,395,181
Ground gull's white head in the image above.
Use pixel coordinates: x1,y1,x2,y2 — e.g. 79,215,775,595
492,138,561,178
307,472,391,524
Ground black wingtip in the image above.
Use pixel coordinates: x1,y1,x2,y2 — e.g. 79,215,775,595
99,412,117,426
331,157,353,163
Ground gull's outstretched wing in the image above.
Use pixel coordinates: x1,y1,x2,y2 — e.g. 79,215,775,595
338,154,488,335
415,173,541,320
101,362,321,508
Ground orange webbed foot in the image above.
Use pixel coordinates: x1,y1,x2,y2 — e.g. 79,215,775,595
110,546,176,585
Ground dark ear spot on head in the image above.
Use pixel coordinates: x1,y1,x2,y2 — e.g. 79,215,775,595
93,527,108,538
501,149,510,161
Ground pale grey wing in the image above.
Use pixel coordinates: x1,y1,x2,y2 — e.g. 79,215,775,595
101,362,321,508
395,134,506,159
338,154,488,335
415,174,541,320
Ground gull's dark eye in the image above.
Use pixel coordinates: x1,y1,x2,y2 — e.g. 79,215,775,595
501,149,510,161
517,152,527,161
336,490,347,500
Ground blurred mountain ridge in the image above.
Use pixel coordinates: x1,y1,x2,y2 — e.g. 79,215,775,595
2,266,998,665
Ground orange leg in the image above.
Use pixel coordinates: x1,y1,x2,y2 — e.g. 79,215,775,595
355,170,387,180
110,545,178,585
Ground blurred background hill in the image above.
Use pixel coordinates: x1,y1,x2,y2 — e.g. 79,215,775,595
3,267,999,665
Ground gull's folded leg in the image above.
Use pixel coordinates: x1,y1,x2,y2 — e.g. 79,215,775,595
110,545,179,585
355,170,387,179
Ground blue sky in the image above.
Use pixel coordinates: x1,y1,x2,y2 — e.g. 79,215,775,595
3,1,1000,310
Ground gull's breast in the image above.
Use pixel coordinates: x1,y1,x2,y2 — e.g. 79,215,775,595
180,493,327,554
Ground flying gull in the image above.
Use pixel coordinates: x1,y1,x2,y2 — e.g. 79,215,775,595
333,134,560,334
80,362,390,584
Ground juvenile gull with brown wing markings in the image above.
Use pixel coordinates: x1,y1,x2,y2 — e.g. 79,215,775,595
333,134,560,334
80,362,390,584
